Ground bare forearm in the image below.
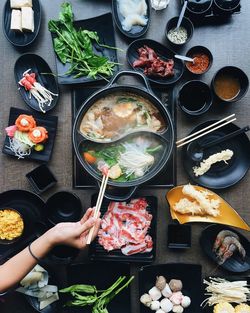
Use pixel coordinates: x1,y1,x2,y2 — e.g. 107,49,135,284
0,230,54,293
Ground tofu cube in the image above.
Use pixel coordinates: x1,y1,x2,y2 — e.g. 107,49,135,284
21,7,34,32
10,9,22,32
10,0,32,9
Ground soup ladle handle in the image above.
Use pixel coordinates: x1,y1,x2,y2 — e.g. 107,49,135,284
200,125,250,149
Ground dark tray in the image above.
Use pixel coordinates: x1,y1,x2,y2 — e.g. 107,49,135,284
89,195,157,263
71,84,176,189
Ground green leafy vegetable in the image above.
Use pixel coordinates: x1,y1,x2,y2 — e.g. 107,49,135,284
60,276,134,313
48,2,119,79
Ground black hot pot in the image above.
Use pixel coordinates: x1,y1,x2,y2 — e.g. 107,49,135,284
73,71,174,200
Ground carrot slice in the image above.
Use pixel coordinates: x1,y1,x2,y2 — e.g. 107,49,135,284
28,127,48,144
15,115,36,132
83,152,96,164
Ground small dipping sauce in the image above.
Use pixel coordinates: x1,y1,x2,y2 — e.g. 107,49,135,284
167,27,188,45
178,80,213,116
214,73,240,101
185,46,213,75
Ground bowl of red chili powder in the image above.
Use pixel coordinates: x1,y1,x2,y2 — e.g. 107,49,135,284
185,45,213,75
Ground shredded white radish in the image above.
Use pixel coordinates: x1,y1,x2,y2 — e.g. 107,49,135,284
118,142,155,178
6,137,32,159
201,277,250,307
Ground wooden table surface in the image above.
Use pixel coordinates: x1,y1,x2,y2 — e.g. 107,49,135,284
0,0,250,312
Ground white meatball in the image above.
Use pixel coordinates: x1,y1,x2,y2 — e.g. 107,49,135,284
160,298,173,313
149,286,162,301
156,310,165,313
161,283,172,298
150,301,160,311
181,296,191,308
172,305,184,313
140,293,152,307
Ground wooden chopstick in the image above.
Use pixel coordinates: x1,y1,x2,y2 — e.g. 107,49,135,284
176,118,236,148
86,173,109,245
176,114,236,144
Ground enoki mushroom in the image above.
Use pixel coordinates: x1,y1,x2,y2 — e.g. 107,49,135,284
19,69,58,113
201,277,250,307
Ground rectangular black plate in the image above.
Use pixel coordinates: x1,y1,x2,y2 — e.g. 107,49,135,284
51,12,118,85
66,262,132,313
89,195,157,263
139,263,202,313
202,276,250,312
2,107,58,162
72,85,176,188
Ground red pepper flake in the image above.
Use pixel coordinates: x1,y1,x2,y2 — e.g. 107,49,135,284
186,53,210,74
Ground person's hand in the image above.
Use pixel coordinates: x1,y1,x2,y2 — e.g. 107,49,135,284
46,208,101,249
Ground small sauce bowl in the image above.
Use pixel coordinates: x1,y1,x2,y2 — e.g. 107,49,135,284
211,66,249,103
185,45,213,75
165,16,194,48
177,80,213,117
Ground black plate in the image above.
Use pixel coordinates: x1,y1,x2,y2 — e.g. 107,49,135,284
14,54,59,113
51,13,118,85
139,263,202,313
127,39,184,85
112,0,150,38
3,0,41,47
200,224,250,273
202,275,250,313
2,107,58,162
66,262,131,313
0,189,45,264
182,121,250,189
89,195,157,263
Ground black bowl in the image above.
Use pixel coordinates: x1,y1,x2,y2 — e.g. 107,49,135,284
185,45,213,75
167,224,191,249
3,0,41,47
185,0,213,15
211,66,249,103
26,164,57,194
46,245,79,265
0,207,24,245
165,16,194,47
214,0,240,12
45,191,82,226
112,0,151,39
14,54,59,113
177,80,213,116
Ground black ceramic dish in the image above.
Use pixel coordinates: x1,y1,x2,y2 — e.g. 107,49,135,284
185,0,213,16
14,54,59,113
211,66,249,103
127,39,184,85
112,0,150,38
66,262,131,313
2,107,58,162
177,80,213,116
182,120,250,189
139,263,202,313
165,16,194,48
26,164,57,194
89,195,157,263
3,0,41,47
45,245,79,265
73,71,174,201
0,208,24,245
0,189,45,263
200,224,250,272
51,13,118,85
214,0,240,12
185,45,213,75
167,224,191,249
45,191,82,226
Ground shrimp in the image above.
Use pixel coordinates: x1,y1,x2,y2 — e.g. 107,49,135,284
216,236,246,264
213,230,239,252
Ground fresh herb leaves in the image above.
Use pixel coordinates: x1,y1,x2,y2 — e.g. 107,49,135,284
48,3,118,79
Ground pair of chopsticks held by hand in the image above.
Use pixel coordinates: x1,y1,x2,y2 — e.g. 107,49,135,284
176,114,236,148
86,171,109,245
